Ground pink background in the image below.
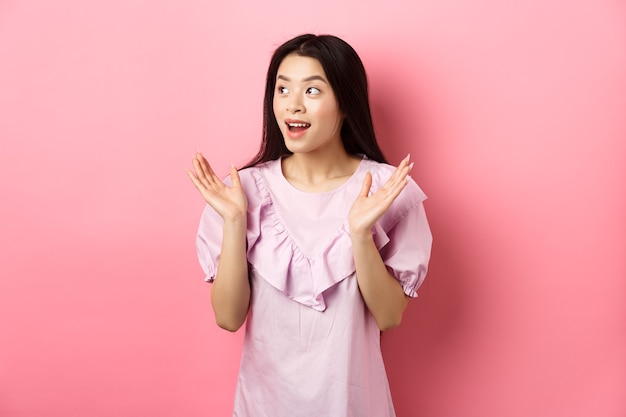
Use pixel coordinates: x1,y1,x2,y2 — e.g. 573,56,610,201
1,0,625,416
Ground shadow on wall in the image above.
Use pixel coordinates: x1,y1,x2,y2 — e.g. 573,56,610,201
368,55,469,414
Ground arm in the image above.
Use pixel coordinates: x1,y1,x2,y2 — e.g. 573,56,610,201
188,152,250,332
348,155,413,331
351,232,408,330
211,217,250,332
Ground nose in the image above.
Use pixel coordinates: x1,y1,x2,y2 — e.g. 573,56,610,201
287,95,304,114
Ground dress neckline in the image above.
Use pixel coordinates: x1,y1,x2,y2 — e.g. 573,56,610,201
274,155,368,196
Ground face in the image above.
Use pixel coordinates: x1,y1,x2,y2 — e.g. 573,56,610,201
273,54,344,155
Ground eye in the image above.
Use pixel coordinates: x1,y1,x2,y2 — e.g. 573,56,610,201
306,87,320,95
277,86,289,94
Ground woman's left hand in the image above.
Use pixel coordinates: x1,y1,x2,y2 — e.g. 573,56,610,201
348,154,413,237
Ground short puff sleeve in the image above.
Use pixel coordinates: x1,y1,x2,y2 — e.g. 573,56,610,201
379,201,432,297
372,172,432,298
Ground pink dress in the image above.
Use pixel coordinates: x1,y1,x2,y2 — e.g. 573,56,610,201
196,157,432,417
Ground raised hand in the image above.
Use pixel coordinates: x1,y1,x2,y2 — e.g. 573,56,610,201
187,152,248,222
348,154,413,237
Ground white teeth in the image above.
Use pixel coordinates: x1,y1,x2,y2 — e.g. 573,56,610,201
288,123,310,128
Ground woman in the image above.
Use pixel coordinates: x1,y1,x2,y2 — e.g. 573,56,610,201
188,33,432,417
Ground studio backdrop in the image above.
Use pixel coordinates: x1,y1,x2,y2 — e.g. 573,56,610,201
0,1,624,416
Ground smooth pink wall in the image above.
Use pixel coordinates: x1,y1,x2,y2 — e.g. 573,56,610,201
1,1,624,416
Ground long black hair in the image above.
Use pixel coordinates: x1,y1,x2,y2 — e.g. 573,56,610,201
243,34,387,168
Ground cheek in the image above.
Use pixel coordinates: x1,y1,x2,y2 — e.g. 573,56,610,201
272,105,284,129
315,100,339,119
321,105,343,127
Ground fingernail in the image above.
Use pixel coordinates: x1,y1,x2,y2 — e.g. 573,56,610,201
409,162,414,170
230,162,236,169
406,153,411,161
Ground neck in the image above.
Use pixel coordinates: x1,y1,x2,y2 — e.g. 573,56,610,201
281,147,362,192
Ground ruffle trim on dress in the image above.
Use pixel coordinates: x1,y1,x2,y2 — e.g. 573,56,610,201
244,169,391,312
389,265,426,298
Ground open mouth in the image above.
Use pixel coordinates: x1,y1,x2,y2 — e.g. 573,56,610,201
286,121,311,132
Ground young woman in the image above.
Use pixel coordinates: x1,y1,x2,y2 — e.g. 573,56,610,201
188,34,432,417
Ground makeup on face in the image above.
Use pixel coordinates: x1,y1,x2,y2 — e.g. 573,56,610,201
273,55,344,153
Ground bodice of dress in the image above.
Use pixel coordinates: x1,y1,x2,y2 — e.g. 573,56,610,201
197,156,431,311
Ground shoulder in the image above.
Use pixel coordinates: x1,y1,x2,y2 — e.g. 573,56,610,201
224,159,280,205
223,159,275,187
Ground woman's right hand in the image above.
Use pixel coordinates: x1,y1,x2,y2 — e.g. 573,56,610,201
187,152,248,222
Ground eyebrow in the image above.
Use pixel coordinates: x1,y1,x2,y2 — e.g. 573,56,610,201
276,75,328,83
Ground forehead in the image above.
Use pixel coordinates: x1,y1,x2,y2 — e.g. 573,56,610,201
276,54,327,80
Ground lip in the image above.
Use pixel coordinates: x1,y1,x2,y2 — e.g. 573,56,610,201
283,119,311,139
285,118,310,125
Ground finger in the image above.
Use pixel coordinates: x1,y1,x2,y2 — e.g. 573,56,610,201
230,163,242,189
186,169,205,192
383,168,404,193
359,172,373,197
196,152,221,186
392,163,411,187
192,157,211,188
386,174,410,202
397,153,410,172
203,155,220,180
196,153,215,183
390,160,413,189
196,153,224,190
386,154,410,185
379,166,410,199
